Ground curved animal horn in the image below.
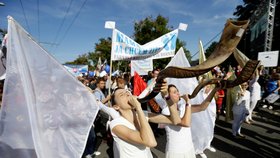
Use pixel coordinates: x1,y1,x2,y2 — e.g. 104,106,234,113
156,19,249,81
188,60,260,99
138,19,249,103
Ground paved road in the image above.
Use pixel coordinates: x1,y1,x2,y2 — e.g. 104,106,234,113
94,108,280,158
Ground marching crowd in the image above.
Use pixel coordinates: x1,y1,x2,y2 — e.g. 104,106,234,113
0,61,279,158
73,64,280,158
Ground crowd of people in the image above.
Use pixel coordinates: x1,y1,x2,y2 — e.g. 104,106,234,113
0,63,279,158
71,64,280,158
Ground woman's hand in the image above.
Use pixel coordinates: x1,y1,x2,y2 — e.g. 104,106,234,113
128,96,141,110
181,94,190,104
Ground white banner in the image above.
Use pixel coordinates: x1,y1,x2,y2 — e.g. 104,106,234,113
0,16,99,158
131,58,153,76
258,51,279,67
111,29,178,61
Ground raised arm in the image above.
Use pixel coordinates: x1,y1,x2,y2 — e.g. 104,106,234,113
191,86,220,113
148,81,181,125
112,96,157,147
178,94,192,127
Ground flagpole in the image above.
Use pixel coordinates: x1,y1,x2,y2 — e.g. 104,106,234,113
109,56,113,96
105,21,116,106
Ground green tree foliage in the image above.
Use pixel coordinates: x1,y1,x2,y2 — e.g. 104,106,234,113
205,41,218,58
233,0,261,20
92,37,112,62
133,15,191,69
233,0,279,65
65,54,92,68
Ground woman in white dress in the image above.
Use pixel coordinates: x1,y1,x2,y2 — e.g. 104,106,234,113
109,88,156,158
246,66,262,123
232,82,250,138
161,84,220,158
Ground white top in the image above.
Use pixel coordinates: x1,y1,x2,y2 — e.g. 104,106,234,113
161,99,195,153
249,76,261,101
233,90,250,114
110,117,153,158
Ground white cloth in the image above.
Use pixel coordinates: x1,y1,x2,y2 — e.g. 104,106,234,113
248,76,261,120
203,89,216,149
166,149,196,158
154,48,211,156
232,90,250,136
110,117,153,158
161,101,195,157
0,17,99,158
98,102,120,120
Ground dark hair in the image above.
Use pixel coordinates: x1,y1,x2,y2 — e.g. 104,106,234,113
111,87,123,105
168,84,178,93
96,77,105,84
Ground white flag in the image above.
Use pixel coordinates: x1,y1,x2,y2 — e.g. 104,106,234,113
0,16,99,158
131,58,153,76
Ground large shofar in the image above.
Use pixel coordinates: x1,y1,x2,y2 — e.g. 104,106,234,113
138,19,249,103
188,60,260,99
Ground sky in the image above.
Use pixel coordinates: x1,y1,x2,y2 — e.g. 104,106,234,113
0,0,243,64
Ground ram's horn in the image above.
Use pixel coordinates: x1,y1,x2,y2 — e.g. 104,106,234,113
157,19,249,81
138,19,249,103
188,60,260,99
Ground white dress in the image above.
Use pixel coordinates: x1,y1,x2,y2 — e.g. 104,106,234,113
248,76,261,120
232,90,250,136
161,100,196,158
203,90,216,148
110,117,153,158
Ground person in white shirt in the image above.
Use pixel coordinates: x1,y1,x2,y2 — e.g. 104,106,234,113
246,66,262,123
160,84,219,158
109,81,196,158
109,88,156,158
232,82,250,138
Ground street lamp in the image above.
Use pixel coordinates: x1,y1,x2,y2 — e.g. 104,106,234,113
0,2,5,6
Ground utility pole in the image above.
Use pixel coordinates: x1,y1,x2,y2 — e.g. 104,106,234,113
264,0,276,51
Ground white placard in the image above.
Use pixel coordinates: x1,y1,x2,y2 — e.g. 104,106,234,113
258,51,279,67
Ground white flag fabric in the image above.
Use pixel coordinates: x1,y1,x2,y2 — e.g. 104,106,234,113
198,40,206,64
154,47,213,154
111,29,178,61
0,17,99,158
131,58,153,76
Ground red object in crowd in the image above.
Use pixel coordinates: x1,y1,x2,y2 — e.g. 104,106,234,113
133,71,147,96
216,89,225,111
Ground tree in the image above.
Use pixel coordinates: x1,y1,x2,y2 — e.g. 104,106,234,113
93,37,112,62
205,41,218,58
233,0,261,20
133,15,191,69
65,54,91,67
233,0,279,66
